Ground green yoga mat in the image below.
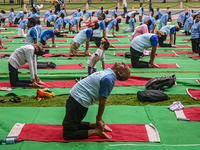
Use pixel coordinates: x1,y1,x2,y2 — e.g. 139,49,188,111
0,105,200,150
0,73,199,96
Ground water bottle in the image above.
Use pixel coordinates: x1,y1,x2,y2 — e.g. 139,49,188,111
1,137,18,145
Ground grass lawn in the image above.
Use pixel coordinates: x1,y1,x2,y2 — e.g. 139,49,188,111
0,1,199,11
0,94,199,107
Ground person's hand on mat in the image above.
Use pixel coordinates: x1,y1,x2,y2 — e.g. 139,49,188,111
149,62,159,68
96,118,105,132
52,44,56,47
85,50,89,55
98,129,112,139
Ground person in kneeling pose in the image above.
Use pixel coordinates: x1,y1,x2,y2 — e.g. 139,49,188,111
130,31,164,68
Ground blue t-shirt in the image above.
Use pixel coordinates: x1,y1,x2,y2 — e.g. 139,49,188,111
16,11,24,19
160,13,169,23
107,19,117,30
8,12,14,22
73,28,92,44
191,22,200,39
131,33,158,53
19,19,28,29
44,11,51,17
27,11,33,18
30,27,37,39
41,29,55,41
47,15,57,23
85,11,92,18
54,17,63,31
86,29,92,38
69,17,80,26
170,27,175,34
70,68,116,108
36,25,43,42
196,11,200,15
129,18,135,29
142,15,151,24
58,10,64,16
183,17,194,32
99,20,105,29
150,17,156,30
73,11,79,18
157,10,162,19
111,9,117,16
77,11,84,17
64,17,71,24
177,12,186,23
97,9,102,19
127,11,136,17
32,13,39,19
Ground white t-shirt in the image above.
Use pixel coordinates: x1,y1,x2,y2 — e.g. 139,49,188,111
87,49,105,68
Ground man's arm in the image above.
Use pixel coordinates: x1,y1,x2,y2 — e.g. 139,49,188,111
152,24,156,33
52,37,56,46
90,55,99,74
76,22,79,32
85,38,90,55
149,46,158,68
170,34,173,45
21,16,24,21
112,25,116,37
33,38,37,44
103,29,108,41
165,19,167,25
24,25,27,33
96,95,107,132
89,16,92,22
102,61,105,69
132,22,135,32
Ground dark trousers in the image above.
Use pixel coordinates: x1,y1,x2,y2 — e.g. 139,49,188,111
62,96,90,140
90,37,102,47
185,31,191,36
159,34,172,47
14,18,20,24
88,67,97,75
178,22,182,29
47,21,53,27
69,23,72,31
122,7,127,18
63,22,66,29
130,47,149,68
8,63,31,87
126,16,130,24
191,38,200,54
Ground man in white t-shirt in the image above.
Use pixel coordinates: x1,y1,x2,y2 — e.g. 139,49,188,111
87,41,109,75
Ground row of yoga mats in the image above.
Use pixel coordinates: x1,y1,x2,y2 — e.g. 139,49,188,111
0,73,199,96
1,105,200,150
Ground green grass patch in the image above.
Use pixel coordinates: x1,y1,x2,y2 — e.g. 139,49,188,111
0,94,199,107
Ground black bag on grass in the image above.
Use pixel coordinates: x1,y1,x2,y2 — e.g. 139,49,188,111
145,74,176,91
125,52,131,58
137,90,170,102
37,62,57,69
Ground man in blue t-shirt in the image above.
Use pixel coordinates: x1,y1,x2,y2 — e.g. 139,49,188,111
47,14,59,27
106,14,121,36
25,18,38,45
156,7,162,19
54,13,64,31
111,7,118,19
130,31,164,68
159,25,180,47
62,62,131,140
69,16,82,33
14,10,27,24
70,22,99,56
40,29,67,48
159,11,169,30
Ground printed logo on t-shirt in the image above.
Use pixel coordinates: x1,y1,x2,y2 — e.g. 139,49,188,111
96,72,102,75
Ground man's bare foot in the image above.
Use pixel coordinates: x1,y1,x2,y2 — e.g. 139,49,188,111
99,130,112,139
29,82,44,87
104,125,112,132
109,44,115,48
37,80,46,85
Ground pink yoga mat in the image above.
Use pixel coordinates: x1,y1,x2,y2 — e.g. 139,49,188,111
172,50,195,54
20,63,85,69
114,53,178,57
175,107,200,121
2,40,14,43
8,123,160,142
87,45,130,48
186,55,200,59
187,88,200,100
42,54,91,57
105,63,179,68
102,39,119,42
0,54,11,57
181,39,190,41
66,35,129,38
21,39,68,42
0,46,10,49
0,80,77,88
167,34,188,36
157,45,191,48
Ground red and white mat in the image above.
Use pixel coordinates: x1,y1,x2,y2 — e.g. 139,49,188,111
7,123,161,143
186,88,200,100
175,107,200,121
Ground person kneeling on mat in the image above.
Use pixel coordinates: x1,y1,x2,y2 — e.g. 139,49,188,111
62,62,131,140
191,14,200,54
87,41,110,75
41,29,67,48
159,25,179,47
130,31,164,68
8,44,45,87
70,22,99,56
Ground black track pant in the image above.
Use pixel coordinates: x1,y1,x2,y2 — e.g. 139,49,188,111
191,38,200,54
